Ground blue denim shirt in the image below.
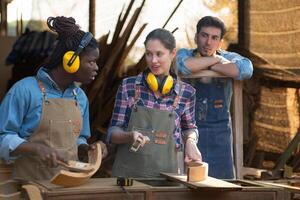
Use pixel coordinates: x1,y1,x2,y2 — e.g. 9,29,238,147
176,48,253,123
176,48,253,80
0,67,91,162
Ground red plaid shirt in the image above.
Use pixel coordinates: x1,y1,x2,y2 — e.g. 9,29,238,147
108,72,197,147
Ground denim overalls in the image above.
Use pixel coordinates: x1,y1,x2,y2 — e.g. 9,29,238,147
188,77,235,179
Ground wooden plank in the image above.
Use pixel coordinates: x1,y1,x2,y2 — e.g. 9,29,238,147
233,80,244,179
22,184,43,200
161,173,241,190
257,181,300,194
242,167,267,179
50,142,102,187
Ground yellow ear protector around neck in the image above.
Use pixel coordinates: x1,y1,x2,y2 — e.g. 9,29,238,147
146,71,174,95
63,32,93,73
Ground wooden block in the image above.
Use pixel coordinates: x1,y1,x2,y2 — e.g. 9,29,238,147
187,162,208,182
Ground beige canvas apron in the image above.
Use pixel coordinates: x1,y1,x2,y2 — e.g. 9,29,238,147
13,80,82,181
112,84,183,178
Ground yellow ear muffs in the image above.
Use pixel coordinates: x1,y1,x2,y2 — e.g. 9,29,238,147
62,32,93,74
146,72,174,95
160,75,174,95
146,72,159,92
63,51,80,73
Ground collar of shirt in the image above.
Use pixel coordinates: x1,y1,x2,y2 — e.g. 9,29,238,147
36,67,77,93
134,71,180,95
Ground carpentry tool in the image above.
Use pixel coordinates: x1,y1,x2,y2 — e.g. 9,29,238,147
57,160,94,172
130,136,150,152
117,177,134,186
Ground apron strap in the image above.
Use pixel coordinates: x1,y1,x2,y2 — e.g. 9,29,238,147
35,77,79,104
133,84,141,104
36,78,48,102
172,81,183,110
133,79,182,110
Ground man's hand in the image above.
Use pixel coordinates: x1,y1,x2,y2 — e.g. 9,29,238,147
215,54,230,64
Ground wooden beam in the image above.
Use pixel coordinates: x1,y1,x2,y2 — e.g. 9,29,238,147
89,0,96,35
233,80,243,179
0,0,9,36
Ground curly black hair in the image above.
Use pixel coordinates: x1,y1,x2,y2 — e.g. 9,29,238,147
44,16,98,70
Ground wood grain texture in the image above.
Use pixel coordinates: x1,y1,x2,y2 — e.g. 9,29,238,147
161,173,242,190
187,162,208,182
50,143,102,187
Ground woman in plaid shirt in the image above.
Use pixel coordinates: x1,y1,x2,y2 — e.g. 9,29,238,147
108,28,202,178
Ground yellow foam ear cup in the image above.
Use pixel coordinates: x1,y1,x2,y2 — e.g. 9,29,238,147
161,75,174,95
146,72,174,95
146,72,159,92
63,51,80,73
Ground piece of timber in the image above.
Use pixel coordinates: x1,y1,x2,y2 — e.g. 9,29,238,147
187,162,208,182
22,184,43,200
258,180,300,194
50,142,102,187
161,172,242,190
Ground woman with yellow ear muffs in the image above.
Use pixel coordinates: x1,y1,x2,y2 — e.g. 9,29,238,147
0,16,107,181
108,28,202,178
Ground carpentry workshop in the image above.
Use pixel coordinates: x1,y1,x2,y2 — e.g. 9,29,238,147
0,0,299,199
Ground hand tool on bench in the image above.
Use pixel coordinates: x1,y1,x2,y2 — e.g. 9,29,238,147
57,160,94,172
51,142,102,187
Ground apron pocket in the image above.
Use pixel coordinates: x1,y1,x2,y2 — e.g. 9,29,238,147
49,119,74,149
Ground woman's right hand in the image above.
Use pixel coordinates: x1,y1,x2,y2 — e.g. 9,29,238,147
34,143,65,167
131,131,150,147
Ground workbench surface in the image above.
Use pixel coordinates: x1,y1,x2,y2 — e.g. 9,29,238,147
32,178,287,200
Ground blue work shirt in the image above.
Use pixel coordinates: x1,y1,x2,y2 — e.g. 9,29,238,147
176,48,253,179
0,67,91,162
176,48,253,124
176,48,253,80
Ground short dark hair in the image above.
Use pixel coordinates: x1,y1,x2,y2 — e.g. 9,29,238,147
196,16,226,39
44,16,98,70
144,28,176,52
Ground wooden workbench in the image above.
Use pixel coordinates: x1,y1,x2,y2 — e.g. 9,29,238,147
31,178,286,200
